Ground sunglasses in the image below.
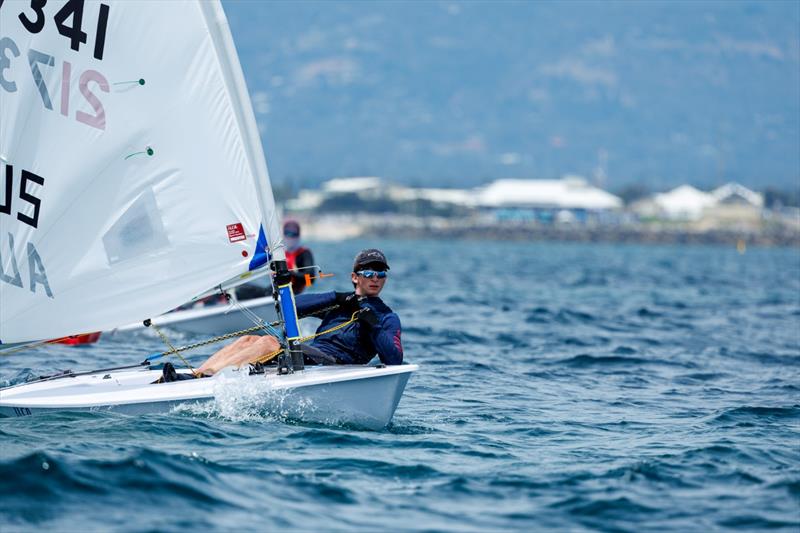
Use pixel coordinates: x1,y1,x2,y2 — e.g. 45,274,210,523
356,270,388,279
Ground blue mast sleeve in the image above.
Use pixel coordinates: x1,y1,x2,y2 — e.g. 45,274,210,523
369,313,404,365
295,291,338,318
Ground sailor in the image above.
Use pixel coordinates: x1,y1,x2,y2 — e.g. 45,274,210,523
160,248,402,381
296,248,403,366
282,219,317,295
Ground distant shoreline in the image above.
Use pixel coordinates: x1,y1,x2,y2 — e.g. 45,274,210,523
371,226,799,248
297,214,800,248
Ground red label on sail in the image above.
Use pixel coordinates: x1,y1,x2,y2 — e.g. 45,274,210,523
227,223,246,242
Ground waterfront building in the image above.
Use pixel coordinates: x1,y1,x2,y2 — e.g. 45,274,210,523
474,176,623,225
631,182,766,231
697,183,765,231
632,185,717,221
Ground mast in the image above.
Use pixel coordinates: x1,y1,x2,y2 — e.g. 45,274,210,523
200,2,302,372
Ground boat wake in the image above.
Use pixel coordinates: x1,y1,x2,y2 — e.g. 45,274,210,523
170,369,318,424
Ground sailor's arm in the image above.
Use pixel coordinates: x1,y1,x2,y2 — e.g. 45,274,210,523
367,312,404,365
294,291,337,318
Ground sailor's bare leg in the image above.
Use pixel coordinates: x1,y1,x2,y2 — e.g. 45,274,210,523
194,335,258,374
195,335,280,376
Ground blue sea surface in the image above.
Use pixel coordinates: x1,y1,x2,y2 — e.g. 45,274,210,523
1,240,799,531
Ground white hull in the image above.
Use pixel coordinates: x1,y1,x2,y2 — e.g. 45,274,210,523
110,296,278,336
0,364,417,430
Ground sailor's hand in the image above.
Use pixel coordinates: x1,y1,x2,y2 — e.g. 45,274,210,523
358,307,379,327
335,291,360,314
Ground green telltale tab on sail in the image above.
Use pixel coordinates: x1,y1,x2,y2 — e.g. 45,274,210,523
113,79,146,86
124,147,154,160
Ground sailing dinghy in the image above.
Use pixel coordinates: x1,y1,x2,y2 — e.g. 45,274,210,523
0,0,415,428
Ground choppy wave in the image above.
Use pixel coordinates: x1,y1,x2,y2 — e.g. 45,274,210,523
1,240,799,530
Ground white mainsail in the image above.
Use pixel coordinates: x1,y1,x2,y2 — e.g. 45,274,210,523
0,0,283,343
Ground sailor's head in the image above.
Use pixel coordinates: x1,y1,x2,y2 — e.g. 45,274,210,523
283,220,301,251
352,248,390,297
283,220,300,238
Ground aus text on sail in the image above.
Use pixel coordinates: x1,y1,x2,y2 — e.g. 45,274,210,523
0,162,51,298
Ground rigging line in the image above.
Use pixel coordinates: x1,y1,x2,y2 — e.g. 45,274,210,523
146,321,197,375
252,310,362,365
0,339,56,356
144,321,283,362
230,295,281,337
190,268,272,301
252,347,283,366
297,310,362,344
1,361,152,390
301,303,341,318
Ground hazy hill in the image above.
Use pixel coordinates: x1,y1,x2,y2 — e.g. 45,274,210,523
223,0,800,192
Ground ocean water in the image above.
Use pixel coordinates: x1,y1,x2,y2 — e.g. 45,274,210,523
1,239,798,531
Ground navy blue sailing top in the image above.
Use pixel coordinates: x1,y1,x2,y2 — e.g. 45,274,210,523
295,291,403,365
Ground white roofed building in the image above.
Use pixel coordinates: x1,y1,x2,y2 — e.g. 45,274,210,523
699,183,764,231
473,176,622,225
711,183,763,207
632,185,716,221
476,176,622,210
631,182,766,231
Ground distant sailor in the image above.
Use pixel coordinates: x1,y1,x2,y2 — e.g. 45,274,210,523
161,248,403,381
281,219,317,295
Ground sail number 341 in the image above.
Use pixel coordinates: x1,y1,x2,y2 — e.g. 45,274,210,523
0,0,111,130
